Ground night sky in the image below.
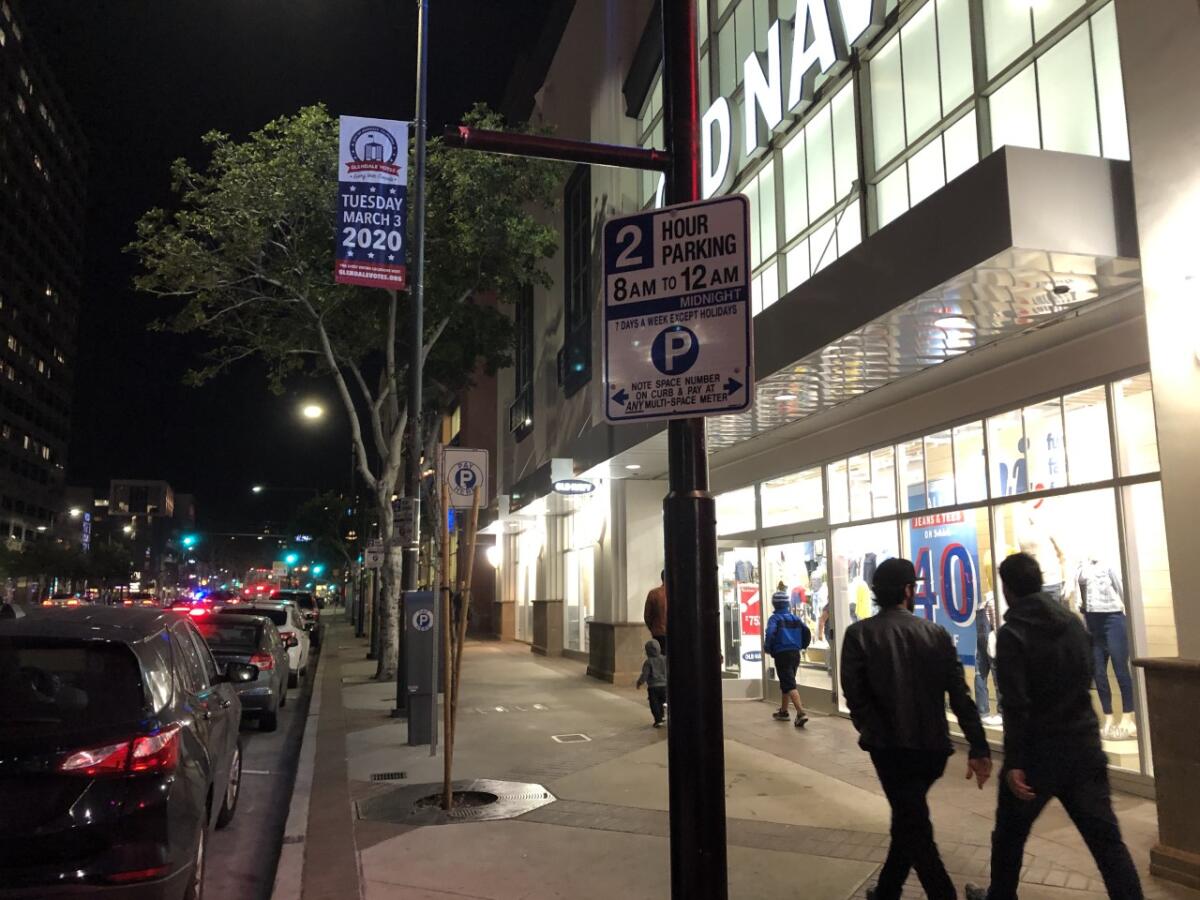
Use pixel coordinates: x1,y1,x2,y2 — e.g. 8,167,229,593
21,0,551,531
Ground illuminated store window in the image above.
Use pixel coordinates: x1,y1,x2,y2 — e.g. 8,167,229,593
1023,398,1066,492
1064,385,1113,485
1123,482,1177,660
827,459,850,525
988,6,1129,161
1113,373,1159,476
762,537,831,690
923,429,955,508
716,486,756,536
848,453,872,521
719,544,761,680
871,446,897,518
899,438,926,513
953,421,987,504
760,467,824,527
984,0,1086,77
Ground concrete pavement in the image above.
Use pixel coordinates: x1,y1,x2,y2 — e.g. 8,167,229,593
295,615,1200,900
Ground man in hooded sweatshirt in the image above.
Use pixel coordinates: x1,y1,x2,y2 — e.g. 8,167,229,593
966,553,1142,900
764,590,811,727
635,639,668,727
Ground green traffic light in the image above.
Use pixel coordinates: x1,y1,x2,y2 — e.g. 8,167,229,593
312,564,325,576
284,552,300,566
181,533,198,548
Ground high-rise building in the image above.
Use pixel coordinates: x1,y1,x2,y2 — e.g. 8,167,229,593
0,0,82,544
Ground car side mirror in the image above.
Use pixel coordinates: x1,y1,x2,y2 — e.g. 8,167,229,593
225,662,259,683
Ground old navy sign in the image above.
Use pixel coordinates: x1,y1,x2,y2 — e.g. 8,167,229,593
701,0,884,198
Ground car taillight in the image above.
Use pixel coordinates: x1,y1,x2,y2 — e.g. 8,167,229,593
123,599,134,606
250,652,274,670
129,725,181,773
105,865,171,884
141,599,155,606
42,599,54,606
188,607,207,617
65,599,80,606
281,631,298,648
58,725,181,777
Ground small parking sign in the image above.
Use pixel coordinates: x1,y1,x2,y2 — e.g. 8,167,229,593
441,447,488,509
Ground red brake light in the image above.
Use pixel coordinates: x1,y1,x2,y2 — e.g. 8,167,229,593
65,598,80,606
129,725,181,773
123,599,134,606
58,740,130,776
281,631,298,648
105,865,171,884
249,652,274,670
188,607,207,617
58,725,181,777
41,599,54,606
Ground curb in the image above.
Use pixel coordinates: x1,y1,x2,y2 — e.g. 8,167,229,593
270,649,324,900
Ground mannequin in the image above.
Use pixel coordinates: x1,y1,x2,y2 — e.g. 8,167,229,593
1078,558,1136,740
1018,505,1067,605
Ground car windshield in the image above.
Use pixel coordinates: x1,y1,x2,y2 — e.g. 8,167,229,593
194,619,261,650
272,591,314,610
0,639,146,733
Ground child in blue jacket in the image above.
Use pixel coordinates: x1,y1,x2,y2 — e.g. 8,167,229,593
764,591,811,727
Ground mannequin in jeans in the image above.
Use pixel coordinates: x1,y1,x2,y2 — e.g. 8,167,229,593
1077,558,1135,740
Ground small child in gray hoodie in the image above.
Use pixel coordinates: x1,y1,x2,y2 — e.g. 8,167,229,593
636,639,669,727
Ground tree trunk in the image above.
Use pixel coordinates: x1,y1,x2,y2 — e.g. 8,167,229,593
374,489,402,681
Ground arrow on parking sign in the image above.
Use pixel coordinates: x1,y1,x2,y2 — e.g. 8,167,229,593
724,377,742,394
611,388,629,406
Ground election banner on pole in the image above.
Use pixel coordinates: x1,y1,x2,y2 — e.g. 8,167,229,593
335,116,409,290
602,195,753,424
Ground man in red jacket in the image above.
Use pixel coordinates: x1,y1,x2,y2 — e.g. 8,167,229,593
644,570,668,655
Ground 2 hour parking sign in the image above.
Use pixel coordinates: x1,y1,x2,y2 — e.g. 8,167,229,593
603,195,753,424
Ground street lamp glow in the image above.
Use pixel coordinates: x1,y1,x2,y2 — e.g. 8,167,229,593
122,525,134,535
300,403,324,420
68,507,83,518
251,485,264,494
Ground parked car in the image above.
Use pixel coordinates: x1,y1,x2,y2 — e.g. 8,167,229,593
39,593,85,608
233,602,309,688
121,592,160,608
270,589,323,647
192,612,289,731
0,606,253,898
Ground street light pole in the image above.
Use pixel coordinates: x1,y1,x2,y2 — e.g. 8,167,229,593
661,2,728,898
396,0,430,717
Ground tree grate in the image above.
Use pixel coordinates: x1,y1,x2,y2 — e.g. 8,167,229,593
370,771,408,782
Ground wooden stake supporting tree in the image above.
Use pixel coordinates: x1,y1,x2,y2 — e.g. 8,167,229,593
449,486,481,754
440,477,453,811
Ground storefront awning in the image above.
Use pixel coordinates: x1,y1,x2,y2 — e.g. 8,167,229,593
706,146,1140,450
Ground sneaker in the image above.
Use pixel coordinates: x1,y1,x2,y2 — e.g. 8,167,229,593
794,713,809,728
965,883,989,900
865,887,877,900
983,714,1003,727
653,721,663,728
772,710,791,721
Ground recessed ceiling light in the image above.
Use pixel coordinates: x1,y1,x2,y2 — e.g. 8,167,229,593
933,316,975,330
775,393,797,401
625,464,641,471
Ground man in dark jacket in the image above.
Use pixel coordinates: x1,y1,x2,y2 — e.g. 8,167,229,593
966,554,1142,900
764,591,811,727
841,558,992,900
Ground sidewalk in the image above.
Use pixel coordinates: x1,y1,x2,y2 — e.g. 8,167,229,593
297,615,1199,900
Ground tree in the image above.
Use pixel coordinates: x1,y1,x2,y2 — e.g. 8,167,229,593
288,491,354,572
130,104,559,679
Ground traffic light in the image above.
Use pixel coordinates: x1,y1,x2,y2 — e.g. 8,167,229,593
312,563,325,576
283,551,300,566
181,533,199,549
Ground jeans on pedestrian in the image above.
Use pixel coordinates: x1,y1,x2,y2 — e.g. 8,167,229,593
1084,612,1134,715
975,633,992,716
647,685,667,724
869,750,956,900
988,756,1142,900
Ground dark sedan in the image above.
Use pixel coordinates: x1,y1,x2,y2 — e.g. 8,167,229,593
192,612,289,731
0,606,253,899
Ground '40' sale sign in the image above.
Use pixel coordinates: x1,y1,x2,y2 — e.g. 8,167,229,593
907,512,980,666
334,116,409,290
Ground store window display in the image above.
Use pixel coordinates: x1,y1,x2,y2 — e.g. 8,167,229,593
993,489,1139,769
831,520,900,711
761,539,830,690
718,545,761,680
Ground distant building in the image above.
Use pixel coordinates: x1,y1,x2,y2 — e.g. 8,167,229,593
0,0,84,544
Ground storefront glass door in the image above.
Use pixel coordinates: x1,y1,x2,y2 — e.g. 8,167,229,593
761,536,833,694
717,543,761,680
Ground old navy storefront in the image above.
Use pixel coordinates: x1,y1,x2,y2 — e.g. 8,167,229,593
493,0,1179,792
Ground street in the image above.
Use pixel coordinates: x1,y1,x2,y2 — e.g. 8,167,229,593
205,643,318,900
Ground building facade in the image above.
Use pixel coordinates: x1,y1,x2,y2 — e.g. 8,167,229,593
488,0,1200,848
0,0,82,546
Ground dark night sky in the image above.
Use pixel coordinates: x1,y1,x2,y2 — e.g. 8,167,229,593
21,0,551,531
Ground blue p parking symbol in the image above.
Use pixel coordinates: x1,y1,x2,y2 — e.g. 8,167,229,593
651,325,699,376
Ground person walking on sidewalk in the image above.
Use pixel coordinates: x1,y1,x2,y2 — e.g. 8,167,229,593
764,591,811,727
966,554,1143,900
644,570,668,655
635,639,668,727
841,557,993,900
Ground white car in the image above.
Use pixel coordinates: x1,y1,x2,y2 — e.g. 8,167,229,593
242,602,310,686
